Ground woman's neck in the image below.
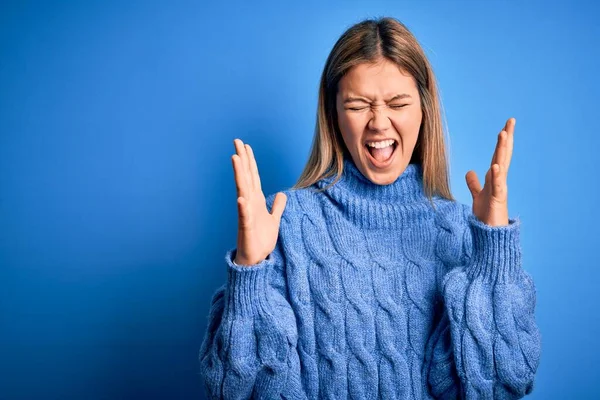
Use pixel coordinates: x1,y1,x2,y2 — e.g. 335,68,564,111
315,156,432,230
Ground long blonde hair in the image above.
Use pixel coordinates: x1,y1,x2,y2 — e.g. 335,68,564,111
293,17,454,203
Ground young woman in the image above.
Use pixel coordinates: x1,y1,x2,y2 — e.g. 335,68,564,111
199,17,541,399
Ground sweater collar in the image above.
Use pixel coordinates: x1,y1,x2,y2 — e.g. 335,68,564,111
315,156,432,229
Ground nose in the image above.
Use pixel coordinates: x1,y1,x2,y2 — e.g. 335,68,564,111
367,105,391,132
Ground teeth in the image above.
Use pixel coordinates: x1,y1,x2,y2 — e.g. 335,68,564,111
366,139,395,149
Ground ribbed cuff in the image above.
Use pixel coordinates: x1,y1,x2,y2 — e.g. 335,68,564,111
224,248,274,317
465,214,523,284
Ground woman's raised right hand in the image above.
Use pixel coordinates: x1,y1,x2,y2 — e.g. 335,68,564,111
231,139,287,266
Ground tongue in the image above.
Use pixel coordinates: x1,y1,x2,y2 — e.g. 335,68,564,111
368,144,394,163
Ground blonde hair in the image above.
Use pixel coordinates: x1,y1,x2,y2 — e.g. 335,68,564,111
293,17,455,203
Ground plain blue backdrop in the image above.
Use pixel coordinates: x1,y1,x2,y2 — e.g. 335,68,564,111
1,0,598,399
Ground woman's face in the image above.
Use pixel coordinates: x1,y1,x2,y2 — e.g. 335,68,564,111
336,58,422,185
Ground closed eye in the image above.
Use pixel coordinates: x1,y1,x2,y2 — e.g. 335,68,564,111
347,104,409,111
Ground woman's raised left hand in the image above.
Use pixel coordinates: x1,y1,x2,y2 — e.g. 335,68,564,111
465,117,515,227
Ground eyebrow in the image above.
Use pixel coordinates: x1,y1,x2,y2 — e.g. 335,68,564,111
343,93,412,104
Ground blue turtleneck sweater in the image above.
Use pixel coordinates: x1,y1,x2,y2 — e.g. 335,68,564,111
199,158,541,399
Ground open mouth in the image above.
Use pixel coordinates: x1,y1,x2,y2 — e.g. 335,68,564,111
365,140,398,168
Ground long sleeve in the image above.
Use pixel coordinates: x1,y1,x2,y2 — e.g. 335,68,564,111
198,196,306,399
427,202,542,399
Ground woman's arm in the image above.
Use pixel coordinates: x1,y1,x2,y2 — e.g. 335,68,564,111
426,202,542,399
198,194,307,400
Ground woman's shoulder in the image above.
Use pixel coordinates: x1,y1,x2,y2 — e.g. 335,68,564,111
431,196,471,228
430,196,474,266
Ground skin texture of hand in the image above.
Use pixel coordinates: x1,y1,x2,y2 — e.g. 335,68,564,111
465,118,515,227
231,138,287,266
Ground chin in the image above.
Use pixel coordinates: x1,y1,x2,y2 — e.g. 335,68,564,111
360,160,404,185
366,170,400,185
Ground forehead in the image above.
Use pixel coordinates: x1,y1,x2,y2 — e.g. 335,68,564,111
338,59,417,97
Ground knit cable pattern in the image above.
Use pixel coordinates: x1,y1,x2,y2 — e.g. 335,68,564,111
199,158,541,399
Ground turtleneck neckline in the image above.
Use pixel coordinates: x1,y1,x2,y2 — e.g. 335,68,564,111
315,156,433,229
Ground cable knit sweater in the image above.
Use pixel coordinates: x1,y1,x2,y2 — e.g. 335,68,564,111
199,157,542,399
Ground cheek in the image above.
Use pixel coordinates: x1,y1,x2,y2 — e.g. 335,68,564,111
339,115,363,144
392,109,422,134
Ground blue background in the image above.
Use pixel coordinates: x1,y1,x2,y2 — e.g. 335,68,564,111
1,1,598,399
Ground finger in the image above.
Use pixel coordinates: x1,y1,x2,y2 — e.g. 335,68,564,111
270,192,287,221
232,154,249,200
504,118,515,174
491,129,507,169
495,130,507,170
465,170,482,199
245,144,262,192
234,139,252,191
491,163,506,199
491,118,511,167
244,144,254,190
237,196,250,227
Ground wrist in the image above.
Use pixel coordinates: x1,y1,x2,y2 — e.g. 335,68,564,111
233,255,266,266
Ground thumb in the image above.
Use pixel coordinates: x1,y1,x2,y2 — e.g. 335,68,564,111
270,192,287,221
465,170,482,199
